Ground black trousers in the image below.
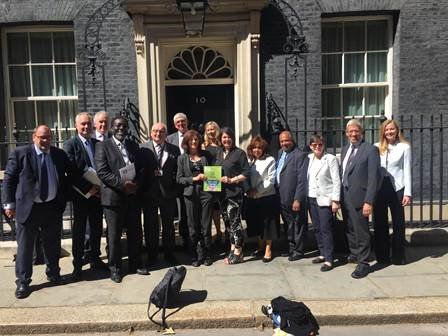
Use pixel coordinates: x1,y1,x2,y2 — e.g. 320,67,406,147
308,197,334,262
373,177,406,263
280,203,307,256
178,196,189,242
142,195,176,261
15,200,62,286
184,187,214,259
72,197,103,268
342,191,371,265
103,195,142,273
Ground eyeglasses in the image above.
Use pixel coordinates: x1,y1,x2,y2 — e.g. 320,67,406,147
311,143,323,148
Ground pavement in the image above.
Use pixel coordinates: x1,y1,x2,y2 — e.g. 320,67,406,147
0,228,448,334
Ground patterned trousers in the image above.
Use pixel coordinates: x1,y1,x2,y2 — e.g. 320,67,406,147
220,196,244,248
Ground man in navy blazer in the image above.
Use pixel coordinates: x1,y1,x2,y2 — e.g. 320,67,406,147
276,131,308,261
64,112,107,281
341,119,380,279
2,125,89,298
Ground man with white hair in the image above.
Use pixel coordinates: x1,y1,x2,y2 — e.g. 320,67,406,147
92,111,109,141
340,118,380,279
167,112,190,249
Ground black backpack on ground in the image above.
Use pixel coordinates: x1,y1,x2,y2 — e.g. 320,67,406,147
271,296,320,336
147,266,187,329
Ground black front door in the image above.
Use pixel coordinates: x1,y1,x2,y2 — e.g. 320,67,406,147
165,84,234,134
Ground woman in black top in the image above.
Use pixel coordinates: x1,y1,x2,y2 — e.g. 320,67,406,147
177,130,215,266
202,121,224,243
216,127,250,264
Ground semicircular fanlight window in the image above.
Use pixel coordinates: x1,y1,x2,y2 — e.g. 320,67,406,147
166,46,233,80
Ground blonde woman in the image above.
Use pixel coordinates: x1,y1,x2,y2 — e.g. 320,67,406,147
202,121,224,243
374,119,411,265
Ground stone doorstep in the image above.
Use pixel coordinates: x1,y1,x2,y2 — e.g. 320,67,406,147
0,298,448,334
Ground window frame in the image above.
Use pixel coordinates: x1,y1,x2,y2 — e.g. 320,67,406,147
2,25,78,145
321,15,394,121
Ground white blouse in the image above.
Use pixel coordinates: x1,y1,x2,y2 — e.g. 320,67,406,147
248,156,276,199
375,142,412,196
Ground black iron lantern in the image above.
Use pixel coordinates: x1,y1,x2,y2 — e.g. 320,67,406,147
176,0,208,37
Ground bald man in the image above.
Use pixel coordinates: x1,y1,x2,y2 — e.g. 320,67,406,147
2,125,89,298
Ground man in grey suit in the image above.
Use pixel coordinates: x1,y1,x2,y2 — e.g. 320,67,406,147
341,119,380,279
141,122,180,265
166,112,190,249
276,131,308,261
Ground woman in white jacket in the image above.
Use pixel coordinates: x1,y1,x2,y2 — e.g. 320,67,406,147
307,135,341,271
245,136,279,262
374,119,411,265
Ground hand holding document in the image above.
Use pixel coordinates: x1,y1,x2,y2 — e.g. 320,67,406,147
119,163,136,182
73,167,101,199
203,166,222,192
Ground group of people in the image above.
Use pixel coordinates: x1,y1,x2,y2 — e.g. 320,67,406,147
2,110,411,299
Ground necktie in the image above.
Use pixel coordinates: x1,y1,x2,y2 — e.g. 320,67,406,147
118,142,130,165
276,151,287,184
85,140,95,169
343,144,356,188
40,153,49,202
179,134,184,154
155,144,162,161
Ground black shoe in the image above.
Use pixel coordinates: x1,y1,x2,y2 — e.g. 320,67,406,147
110,271,122,283
15,283,30,299
72,267,82,281
136,267,150,275
262,256,273,263
90,259,109,271
346,255,358,264
312,257,325,264
203,257,213,266
47,274,64,285
320,263,333,272
351,264,369,279
392,256,406,265
280,252,290,257
165,253,177,265
288,253,303,262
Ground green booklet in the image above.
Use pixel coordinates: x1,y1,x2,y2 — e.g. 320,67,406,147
204,166,222,192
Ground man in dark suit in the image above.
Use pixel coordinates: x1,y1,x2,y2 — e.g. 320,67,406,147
341,119,380,279
95,116,149,283
63,112,107,281
141,122,180,265
276,131,308,261
2,125,90,298
166,112,189,249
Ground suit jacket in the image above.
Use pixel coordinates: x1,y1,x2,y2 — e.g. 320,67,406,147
307,152,341,207
140,140,180,200
95,138,146,207
63,135,99,201
340,140,381,208
176,150,213,197
276,147,308,207
2,144,88,224
166,132,180,148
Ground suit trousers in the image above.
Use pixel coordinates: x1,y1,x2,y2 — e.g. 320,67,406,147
72,197,103,268
373,177,406,263
184,186,214,259
342,189,371,264
103,195,142,272
220,196,244,248
178,196,189,242
15,200,62,285
308,197,334,262
142,195,176,261
280,204,306,256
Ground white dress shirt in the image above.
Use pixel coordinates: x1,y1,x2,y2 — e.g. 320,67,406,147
94,130,105,142
178,131,185,154
375,141,412,196
248,156,276,199
153,141,168,168
112,136,131,165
